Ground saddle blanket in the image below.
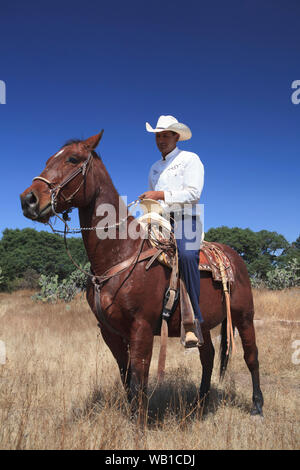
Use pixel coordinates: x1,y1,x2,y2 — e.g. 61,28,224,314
199,241,234,283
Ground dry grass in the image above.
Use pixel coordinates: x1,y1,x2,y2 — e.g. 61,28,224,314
0,288,299,450
253,288,300,322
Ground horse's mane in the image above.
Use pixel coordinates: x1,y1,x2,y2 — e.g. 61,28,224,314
62,138,100,158
63,138,82,147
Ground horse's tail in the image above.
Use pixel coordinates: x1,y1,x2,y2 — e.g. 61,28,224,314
219,318,232,380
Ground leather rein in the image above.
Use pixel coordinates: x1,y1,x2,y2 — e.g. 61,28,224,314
32,151,159,287
32,152,178,365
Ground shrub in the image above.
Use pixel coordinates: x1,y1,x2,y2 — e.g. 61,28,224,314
32,263,90,303
32,274,60,303
251,259,300,290
265,259,300,290
8,268,40,291
250,273,266,289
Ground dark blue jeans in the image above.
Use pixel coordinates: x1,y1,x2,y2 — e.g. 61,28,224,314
172,215,203,323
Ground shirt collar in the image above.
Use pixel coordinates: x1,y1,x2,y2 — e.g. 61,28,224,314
162,147,180,161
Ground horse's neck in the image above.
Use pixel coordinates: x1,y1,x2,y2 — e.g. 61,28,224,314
78,163,141,276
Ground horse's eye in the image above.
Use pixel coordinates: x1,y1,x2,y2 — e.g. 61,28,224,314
67,156,78,164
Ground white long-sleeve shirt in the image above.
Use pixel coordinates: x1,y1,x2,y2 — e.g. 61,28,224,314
148,147,204,217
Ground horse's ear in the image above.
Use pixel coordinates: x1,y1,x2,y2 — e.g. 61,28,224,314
84,130,104,150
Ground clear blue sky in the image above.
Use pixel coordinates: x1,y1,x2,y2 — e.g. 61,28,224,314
1,0,299,243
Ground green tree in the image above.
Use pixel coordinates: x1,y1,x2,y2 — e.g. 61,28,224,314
205,226,289,278
277,233,300,267
292,235,300,250
0,228,88,290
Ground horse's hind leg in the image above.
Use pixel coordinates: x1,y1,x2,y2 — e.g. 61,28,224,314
235,316,264,416
198,328,215,407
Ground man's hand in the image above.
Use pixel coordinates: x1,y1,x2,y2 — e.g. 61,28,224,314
139,191,165,201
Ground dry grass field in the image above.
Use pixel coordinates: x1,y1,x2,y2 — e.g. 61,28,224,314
0,288,299,450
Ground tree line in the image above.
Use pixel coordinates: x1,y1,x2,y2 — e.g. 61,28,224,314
0,228,88,291
0,226,299,293
205,226,300,289
205,226,300,278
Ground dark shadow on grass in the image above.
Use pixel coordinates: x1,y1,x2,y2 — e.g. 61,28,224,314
68,371,252,427
146,371,252,426
69,382,129,424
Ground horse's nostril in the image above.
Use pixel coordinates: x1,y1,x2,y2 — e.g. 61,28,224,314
21,191,40,219
25,191,38,207
21,191,39,214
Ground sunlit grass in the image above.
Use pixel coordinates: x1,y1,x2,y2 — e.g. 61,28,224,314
0,288,299,449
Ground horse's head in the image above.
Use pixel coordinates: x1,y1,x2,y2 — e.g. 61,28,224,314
20,131,103,223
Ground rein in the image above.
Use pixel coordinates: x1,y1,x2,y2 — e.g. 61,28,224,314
31,151,164,342
32,151,146,282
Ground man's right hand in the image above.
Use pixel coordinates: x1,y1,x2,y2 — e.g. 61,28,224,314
139,191,165,201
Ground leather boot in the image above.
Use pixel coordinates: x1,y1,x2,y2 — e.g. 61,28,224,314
184,323,200,348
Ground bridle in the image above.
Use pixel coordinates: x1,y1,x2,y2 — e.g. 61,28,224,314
32,150,138,232
32,151,93,215
31,150,140,277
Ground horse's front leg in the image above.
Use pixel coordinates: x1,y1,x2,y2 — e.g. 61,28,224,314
128,319,154,424
99,325,132,399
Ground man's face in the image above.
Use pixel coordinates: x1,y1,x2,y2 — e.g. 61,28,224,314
155,131,179,158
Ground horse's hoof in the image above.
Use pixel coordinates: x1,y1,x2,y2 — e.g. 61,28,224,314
250,405,264,418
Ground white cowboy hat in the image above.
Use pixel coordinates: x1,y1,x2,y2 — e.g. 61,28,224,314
145,115,192,141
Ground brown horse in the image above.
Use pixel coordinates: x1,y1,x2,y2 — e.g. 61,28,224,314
20,131,263,418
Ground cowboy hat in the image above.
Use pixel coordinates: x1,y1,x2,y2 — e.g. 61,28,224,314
145,115,192,141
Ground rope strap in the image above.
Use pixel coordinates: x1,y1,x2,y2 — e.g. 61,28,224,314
209,246,235,355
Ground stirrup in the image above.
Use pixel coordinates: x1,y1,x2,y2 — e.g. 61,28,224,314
184,331,199,349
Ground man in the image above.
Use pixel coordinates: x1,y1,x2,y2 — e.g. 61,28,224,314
139,115,204,347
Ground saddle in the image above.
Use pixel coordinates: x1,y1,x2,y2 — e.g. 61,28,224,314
138,206,235,285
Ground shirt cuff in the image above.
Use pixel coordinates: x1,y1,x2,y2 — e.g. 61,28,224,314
163,190,173,205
